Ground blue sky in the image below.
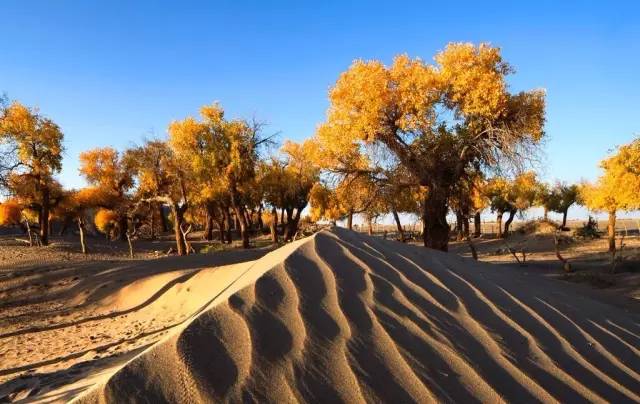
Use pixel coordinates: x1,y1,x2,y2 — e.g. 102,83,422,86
1,1,639,220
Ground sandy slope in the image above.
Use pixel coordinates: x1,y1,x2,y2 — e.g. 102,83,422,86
0,248,269,403
72,228,640,403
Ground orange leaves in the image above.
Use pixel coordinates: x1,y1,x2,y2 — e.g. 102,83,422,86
581,137,640,213
0,199,22,226
78,147,134,199
94,209,118,234
0,101,64,175
436,43,510,119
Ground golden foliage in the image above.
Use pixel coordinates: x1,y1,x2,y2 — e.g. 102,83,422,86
79,147,134,195
94,209,118,234
0,199,22,226
486,172,540,213
0,102,64,176
580,138,640,213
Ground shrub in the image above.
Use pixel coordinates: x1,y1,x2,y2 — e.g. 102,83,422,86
94,209,118,236
517,219,558,235
575,215,600,239
0,200,22,226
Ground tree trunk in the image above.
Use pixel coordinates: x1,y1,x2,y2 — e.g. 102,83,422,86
455,210,464,241
233,205,250,248
562,209,568,230
257,204,264,231
159,205,169,232
126,231,134,258
496,211,504,238
118,215,128,241
543,207,548,221
283,208,294,241
59,216,71,236
204,203,215,241
503,209,516,238
78,218,88,254
286,208,302,241
367,216,373,236
392,208,405,242
608,210,616,253
347,210,354,230
270,207,278,244
172,204,187,256
223,208,232,244
40,186,50,245
422,190,449,251
214,218,225,243
473,211,481,238
462,214,470,238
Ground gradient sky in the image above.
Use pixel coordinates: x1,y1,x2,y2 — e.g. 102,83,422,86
1,1,639,220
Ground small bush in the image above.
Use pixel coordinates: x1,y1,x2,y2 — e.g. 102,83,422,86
575,216,600,239
517,219,558,235
94,209,118,236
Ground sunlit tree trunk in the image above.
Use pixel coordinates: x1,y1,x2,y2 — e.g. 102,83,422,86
270,207,278,244
367,216,373,236
496,210,504,238
423,190,449,251
608,210,616,253
171,203,187,255
347,210,354,230
78,217,88,254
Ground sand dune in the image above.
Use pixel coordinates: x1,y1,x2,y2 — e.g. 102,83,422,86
75,228,640,403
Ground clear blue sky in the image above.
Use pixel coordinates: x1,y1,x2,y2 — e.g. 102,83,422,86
2,1,639,218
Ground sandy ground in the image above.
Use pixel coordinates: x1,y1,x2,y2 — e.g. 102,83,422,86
0,235,271,403
447,233,640,311
73,228,640,403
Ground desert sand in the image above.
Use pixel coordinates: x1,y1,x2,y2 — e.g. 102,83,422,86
0,244,270,402
69,228,640,403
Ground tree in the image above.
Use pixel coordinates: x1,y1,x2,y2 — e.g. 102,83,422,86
309,182,344,224
279,140,320,240
580,138,640,252
544,183,579,229
168,103,271,249
315,43,545,250
54,187,106,253
129,140,191,255
0,101,64,245
486,172,539,237
78,147,135,240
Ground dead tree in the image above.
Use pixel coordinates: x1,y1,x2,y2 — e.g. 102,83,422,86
180,223,196,255
78,217,88,254
553,231,572,273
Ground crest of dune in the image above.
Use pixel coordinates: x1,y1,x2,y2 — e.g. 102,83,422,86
75,228,640,403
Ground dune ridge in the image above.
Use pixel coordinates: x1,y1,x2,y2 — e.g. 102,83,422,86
76,228,640,403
